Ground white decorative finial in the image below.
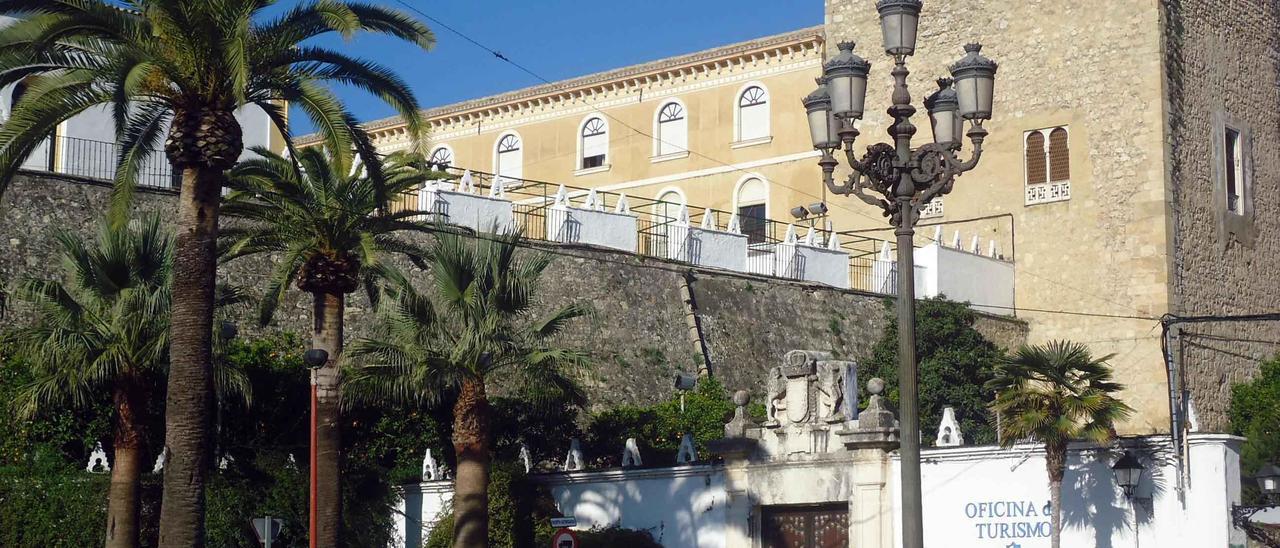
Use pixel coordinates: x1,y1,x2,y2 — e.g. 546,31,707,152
802,227,816,246
458,170,474,193
951,230,962,249
152,448,166,474
582,188,600,210
783,224,797,244
726,211,741,234
970,235,980,253
676,204,690,225
518,444,533,474
933,226,943,242
935,406,965,447
988,240,998,258
553,184,569,207
700,208,715,230
86,442,110,474
422,449,439,481
676,433,698,464
878,241,892,261
621,438,643,468
563,438,584,472
614,193,632,214
827,231,842,250
488,175,506,198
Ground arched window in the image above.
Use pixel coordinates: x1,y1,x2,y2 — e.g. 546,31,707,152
495,132,522,180
1048,127,1069,182
429,146,453,169
655,101,687,157
1024,132,1046,185
737,85,770,142
1024,126,1071,205
580,117,607,169
734,177,768,243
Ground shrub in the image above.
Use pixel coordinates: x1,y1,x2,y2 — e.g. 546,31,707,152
1230,354,1280,503
424,461,558,548
583,377,734,467
577,526,663,547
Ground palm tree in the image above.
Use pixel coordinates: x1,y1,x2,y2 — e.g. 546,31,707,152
986,341,1134,548
0,3,433,543
4,212,248,548
220,146,439,543
345,231,589,548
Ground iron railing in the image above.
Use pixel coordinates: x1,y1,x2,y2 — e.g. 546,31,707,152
402,166,916,295
20,134,178,189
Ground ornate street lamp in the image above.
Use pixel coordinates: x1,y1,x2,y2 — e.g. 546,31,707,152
802,4,996,547
1255,464,1280,497
1233,463,1280,545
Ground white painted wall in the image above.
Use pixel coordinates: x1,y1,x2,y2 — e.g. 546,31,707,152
422,188,515,233
895,434,1245,548
547,204,638,252
914,242,1015,315
777,242,850,289
543,465,729,548
681,227,748,272
391,481,453,548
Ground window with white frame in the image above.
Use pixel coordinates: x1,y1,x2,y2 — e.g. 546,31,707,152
737,86,770,142
580,117,607,169
735,177,768,243
656,101,687,156
1024,126,1070,205
495,133,522,180
429,146,453,169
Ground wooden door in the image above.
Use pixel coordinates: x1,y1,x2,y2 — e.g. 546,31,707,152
761,504,849,548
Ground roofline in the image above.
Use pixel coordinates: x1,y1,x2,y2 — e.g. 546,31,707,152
296,25,824,145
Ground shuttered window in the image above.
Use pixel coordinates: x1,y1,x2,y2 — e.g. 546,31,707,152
1024,131,1047,185
581,117,607,169
657,102,687,156
738,86,769,141
1048,128,1069,182
496,133,522,180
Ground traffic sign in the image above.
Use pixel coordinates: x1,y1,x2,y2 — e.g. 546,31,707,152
551,527,579,548
549,516,578,528
251,516,283,548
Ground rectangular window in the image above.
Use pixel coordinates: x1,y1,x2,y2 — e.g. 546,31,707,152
738,204,766,244
581,154,605,169
1225,127,1243,214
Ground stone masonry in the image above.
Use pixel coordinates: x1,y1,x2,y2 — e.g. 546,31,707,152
1162,0,1280,432
0,172,1025,410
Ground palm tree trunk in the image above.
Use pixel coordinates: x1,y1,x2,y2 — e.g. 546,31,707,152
313,292,344,546
451,378,492,548
1046,443,1066,548
106,385,145,548
158,166,221,547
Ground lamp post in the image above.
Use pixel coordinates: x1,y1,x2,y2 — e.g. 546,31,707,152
802,2,997,546
302,348,329,548
1233,464,1280,546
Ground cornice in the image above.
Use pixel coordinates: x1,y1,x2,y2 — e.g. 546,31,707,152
297,26,824,146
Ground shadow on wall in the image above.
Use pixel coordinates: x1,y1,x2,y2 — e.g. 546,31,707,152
555,472,727,548
1061,449,1167,548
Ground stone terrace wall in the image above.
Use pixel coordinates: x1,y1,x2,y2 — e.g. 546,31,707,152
1163,0,1280,431
0,172,1026,408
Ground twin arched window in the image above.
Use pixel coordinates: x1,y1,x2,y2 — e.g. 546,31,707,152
495,132,522,180
656,101,687,156
580,117,607,169
1025,127,1069,185
737,85,769,142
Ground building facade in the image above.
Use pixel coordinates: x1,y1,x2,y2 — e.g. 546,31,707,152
342,0,1279,442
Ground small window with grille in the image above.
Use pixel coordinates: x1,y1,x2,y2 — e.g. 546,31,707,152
1024,126,1070,206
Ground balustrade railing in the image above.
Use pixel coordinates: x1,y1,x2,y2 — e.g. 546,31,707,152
22,135,178,189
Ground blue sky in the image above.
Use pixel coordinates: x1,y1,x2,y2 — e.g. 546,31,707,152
288,0,823,135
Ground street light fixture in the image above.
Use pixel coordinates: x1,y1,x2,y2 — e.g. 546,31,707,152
302,348,328,548
1111,451,1144,499
1256,464,1280,497
1233,463,1280,545
801,3,996,547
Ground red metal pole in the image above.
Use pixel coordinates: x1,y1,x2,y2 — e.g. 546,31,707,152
309,370,318,548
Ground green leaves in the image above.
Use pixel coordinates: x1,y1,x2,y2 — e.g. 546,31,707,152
1230,355,1280,501
987,340,1133,449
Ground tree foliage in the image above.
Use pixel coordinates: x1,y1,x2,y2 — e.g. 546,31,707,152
863,297,1006,445
1230,354,1280,501
583,377,734,467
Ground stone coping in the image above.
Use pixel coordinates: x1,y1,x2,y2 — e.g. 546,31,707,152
531,463,721,485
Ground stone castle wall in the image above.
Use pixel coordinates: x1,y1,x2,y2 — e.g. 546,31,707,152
1162,0,1280,432
0,172,1026,409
